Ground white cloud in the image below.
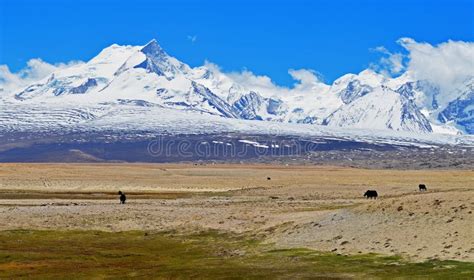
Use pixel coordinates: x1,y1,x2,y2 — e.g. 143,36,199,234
288,69,324,90
371,46,405,76
20,59,58,81
227,69,283,95
225,67,327,97
382,53,404,74
0,59,82,94
398,37,474,94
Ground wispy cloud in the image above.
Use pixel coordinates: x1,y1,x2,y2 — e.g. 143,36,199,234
187,35,197,44
210,62,327,97
370,46,405,76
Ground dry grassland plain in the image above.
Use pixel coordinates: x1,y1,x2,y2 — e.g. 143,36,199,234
0,163,473,278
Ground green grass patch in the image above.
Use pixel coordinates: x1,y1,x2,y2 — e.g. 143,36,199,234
0,230,472,279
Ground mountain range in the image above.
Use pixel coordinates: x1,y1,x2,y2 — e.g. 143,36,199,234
1,39,473,137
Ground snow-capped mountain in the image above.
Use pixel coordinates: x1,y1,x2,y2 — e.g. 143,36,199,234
1,39,473,136
438,78,474,134
323,86,433,133
14,44,140,100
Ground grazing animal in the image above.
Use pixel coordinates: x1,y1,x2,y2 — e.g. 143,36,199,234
419,184,427,191
364,190,378,199
267,177,271,180
118,191,126,204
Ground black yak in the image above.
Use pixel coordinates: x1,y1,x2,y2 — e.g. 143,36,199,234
419,184,427,191
118,191,126,204
364,190,378,199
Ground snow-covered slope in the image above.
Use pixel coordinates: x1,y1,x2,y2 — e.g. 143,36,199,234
438,79,474,134
14,44,140,101
1,102,472,148
324,87,432,133
1,39,473,137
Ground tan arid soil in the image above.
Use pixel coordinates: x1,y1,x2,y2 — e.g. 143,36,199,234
0,163,472,262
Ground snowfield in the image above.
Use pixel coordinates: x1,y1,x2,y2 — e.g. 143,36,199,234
1,102,472,148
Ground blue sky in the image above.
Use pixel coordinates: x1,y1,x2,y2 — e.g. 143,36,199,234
1,0,473,85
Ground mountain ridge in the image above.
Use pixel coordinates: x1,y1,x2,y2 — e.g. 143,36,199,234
1,39,472,135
